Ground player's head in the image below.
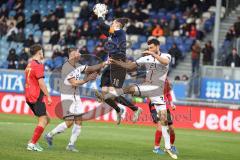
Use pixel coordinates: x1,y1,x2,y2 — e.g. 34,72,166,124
68,47,81,61
147,39,160,53
30,44,44,60
111,18,128,29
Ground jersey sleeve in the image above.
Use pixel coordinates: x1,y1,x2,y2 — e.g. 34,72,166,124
35,64,44,79
76,65,87,73
135,56,148,66
161,53,171,63
66,70,75,80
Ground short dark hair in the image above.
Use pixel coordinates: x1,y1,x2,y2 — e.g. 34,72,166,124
147,39,160,46
115,18,129,28
30,44,42,55
68,47,78,57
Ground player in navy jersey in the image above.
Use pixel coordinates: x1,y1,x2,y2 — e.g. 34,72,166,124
93,4,142,125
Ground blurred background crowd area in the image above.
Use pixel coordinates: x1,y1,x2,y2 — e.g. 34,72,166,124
0,0,239,79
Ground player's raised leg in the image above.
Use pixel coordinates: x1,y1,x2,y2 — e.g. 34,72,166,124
45,120,73,147
114,96,142,123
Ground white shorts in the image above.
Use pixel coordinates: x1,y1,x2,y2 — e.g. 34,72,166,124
134,83,165,105
61,94,84,119
154,104,167,112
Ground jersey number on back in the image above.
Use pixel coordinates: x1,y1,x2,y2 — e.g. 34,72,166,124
25,66,31,88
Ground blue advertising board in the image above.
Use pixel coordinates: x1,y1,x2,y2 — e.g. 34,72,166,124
200,78,240,103
0,69,187,100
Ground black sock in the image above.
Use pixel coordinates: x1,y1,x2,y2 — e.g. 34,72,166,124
115,96,138,111
105,98,120,113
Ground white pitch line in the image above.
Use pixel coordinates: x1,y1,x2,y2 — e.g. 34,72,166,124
0,121,239,140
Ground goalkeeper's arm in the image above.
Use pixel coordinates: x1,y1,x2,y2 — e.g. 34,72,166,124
98,17,111,36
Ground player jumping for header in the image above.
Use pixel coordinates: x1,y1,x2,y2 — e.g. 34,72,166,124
93,3,142,125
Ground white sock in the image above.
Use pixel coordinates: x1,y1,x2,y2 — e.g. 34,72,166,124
104,88,124,99
68,123,81,146
48,122,68,137
154,146,160,149
162,125,171,150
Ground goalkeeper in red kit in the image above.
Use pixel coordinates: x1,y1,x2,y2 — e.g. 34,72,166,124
25,44,52,151
149,79,178,155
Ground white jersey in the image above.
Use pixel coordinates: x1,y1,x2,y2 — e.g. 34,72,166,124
134,53,171,105
60,61,87,117
136,53,171,84
61,61,87,96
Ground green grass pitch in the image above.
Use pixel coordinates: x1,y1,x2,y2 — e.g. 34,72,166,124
0,113,239,160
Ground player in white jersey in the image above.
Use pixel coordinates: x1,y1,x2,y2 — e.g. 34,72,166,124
45,47,107,152
96,39,177,159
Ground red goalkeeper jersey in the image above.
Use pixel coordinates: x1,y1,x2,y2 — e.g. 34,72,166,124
25,60,45,103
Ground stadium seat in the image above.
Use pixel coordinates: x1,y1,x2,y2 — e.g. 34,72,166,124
157,36,166,45
126,48,133,57
66,13,74,19
147,36,155,41
42,36,50,44
132,42,141,50
53,56,64,68
166,37,174,45
173,31,180,37
202,12,211,19
129,35,139,43
139,35,147,43
174,37,183,45
9,10,16,17
66,19,75,26
59,18,66,25
133,49,142,59
43,44,52,52
160,44,168,53
186,18,194,24
43,30,51,37
53,45,61,51
73,13,79,19
59,25,66,32
73,6,81,13
44,51,53,58
140,42,148,50
77,39,87,48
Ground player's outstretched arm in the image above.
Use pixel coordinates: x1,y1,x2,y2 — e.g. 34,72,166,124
85,62,107,73
38,78,52,105
68,72,98,87
143,51,171,66
110,58,137,70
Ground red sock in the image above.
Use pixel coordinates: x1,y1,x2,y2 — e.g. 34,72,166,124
170,131,175,145
155,130,162,146
31,126,44,144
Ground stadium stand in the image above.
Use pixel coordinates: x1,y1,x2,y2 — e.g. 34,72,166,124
0,0,218,71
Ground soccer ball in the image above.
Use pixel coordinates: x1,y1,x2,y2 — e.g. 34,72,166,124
93,3,108,17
